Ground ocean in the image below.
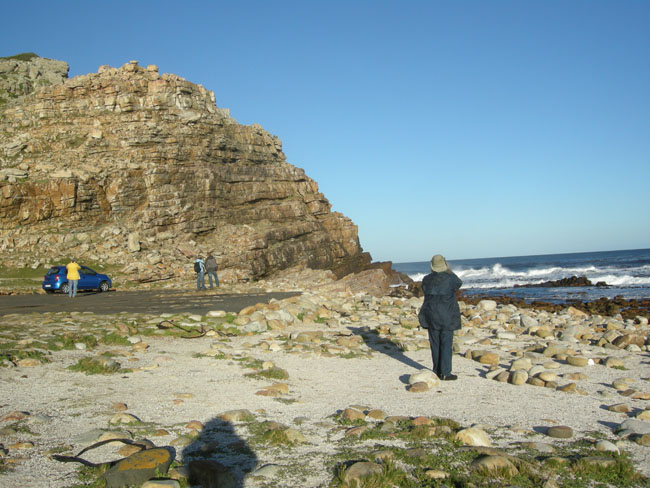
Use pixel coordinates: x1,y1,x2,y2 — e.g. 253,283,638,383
393,248,650,303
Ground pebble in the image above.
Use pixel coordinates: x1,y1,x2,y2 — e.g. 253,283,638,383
251,463,283,478
344,461,383,484
407,381,429,393
510,370,528,385
566,355,590,367
471,455,518,476
408,370,439,387
455,427,491,447
608,403,630,413
546,426,573,438
595,440,619,454
109,413,140,425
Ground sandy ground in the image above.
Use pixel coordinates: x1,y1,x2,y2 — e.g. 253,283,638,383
1,313,649,487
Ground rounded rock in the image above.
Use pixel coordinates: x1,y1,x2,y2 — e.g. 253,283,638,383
546,426,573,439
455,427,491,447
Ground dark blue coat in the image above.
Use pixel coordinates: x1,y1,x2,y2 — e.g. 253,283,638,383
418,271,462,330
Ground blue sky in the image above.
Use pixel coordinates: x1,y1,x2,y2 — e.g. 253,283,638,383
3,1,649,262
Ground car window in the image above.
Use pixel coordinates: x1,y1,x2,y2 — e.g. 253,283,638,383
46,267,61,276
81,267,97,276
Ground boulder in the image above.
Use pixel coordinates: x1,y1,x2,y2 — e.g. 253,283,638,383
103,448,173,488
455,427,491,447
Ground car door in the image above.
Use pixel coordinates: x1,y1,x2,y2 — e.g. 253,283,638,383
78,266,99,290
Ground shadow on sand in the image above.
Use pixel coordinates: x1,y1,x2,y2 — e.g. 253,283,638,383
348,326,428,371
181,416,258,488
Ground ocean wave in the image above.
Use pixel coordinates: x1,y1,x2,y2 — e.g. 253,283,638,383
588,274,650,286
407,264,650,288
409,272,428,282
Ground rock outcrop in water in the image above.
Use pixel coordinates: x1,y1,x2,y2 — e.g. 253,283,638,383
0,56,371,281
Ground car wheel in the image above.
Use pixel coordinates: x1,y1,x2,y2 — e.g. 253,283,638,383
61,283,70,294
99,281,110,292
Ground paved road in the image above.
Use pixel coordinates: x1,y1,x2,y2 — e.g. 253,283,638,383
0,289,299,316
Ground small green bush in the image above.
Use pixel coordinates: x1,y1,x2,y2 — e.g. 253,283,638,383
68,357,121,375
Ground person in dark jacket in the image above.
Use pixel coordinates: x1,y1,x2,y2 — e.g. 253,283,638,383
418,254,463,380
205,254,219,288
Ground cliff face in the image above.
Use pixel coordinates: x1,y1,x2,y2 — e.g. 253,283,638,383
0,53,69,102
0,58,370,281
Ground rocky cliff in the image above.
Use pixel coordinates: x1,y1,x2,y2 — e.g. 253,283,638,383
0,57,371,282
0,53,69,102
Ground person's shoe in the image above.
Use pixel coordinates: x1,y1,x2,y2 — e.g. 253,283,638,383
441,374,458,381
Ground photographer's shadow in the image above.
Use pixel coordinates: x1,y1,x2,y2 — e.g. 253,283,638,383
181,416,257,488
348,326,426,371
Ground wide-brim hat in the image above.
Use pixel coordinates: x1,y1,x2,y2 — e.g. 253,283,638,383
430,254,449,272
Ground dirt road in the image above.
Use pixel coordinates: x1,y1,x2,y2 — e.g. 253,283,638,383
0,289,299,315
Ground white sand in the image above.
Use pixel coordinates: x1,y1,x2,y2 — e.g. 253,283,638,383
1,315,649,487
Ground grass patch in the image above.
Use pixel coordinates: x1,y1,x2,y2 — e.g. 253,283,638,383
245,367,289,381
47,334,98,351
247,421,298,448
569,456,643,486
69,463,110,488
5,421,40,436
0,348,50,365
331,460,411,488
67,357,124,375
100,332,130,346
274,397,298,405
338,351,368,359
1,52,39,61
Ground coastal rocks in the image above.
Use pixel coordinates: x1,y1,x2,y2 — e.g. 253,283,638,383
2,282,650,487
514,275,601,288
104,448,173,488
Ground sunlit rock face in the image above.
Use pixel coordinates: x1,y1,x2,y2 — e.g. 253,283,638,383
0,58,370,281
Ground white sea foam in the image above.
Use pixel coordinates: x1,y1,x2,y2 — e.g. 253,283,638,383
409,272,428,282
589,274,650,286
408,263,650,288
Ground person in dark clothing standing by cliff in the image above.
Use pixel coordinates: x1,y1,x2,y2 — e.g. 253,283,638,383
418,254,463,380
205,254,219,288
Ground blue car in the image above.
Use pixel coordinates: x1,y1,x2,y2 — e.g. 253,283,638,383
42,265,112,294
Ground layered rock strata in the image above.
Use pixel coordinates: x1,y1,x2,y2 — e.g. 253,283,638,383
0,58,370,280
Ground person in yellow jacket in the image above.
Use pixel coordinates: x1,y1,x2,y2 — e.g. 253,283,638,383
66,259,82,298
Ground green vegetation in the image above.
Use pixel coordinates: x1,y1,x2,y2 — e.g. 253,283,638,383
331,460,410,488
247,421,297,447
1,52,39,61
100,332,131,346
47,334,98,351
245,366,289,381
68,356,124,375
0,346,49,365
70,463,110,488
